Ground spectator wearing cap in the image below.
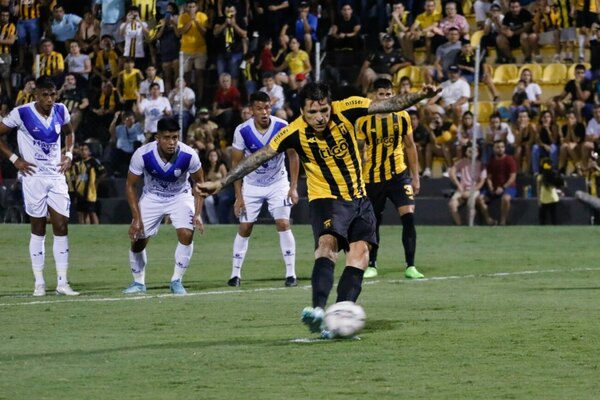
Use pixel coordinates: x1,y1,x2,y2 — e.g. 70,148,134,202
259,71,287,120
275,37,312,90
279,1,318,54
48,4,82,56
427,64,471,125
423,27,462,85
357,33,411,94
187,107,219,156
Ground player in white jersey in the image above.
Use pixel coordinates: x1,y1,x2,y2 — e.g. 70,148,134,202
0,77,79,297
227,91,300,287
124,117,204,295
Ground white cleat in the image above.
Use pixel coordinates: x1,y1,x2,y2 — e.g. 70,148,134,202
56,284,80,296
33,284,46,297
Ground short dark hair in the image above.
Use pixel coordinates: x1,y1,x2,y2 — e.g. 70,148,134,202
149,82,160,90
157,117,180,133
489,112,501,120
40,38,53,46
299,81,331,108
250,91,270,104
575,63,586,71
261,71,275,80
373,78,393,90
35,77,56,90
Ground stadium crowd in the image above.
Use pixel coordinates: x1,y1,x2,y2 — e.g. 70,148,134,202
0,0,600,224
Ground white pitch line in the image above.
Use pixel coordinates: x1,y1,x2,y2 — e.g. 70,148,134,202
1,267,599,308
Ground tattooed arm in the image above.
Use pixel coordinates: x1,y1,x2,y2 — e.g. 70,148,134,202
195,146,279,196
367,85,441,115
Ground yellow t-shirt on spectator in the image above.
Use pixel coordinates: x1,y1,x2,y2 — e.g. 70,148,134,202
285,50,309,76
178,11,208,54
415,11,441,29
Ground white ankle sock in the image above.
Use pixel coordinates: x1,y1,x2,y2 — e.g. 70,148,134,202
53,235,69,286
279,230,296,278
129,249,147,284
231,234,249,279
172,242,193,282
30,234,45,285
578,34,585,58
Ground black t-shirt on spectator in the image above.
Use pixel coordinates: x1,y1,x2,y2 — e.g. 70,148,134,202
367,49,407,74
214,15,247,54
333,16,361,50
565,79,594,104
562,122,586,143
502,9,532,32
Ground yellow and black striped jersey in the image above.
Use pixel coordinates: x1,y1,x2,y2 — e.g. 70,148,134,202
18,0,41,20
132,0,156,21
39,51,64,77
16,90,34,105
553,0,575,28
356,110,411,184
270,96,372,201
99,88,119,112
0,22,16,54
575,0,598,12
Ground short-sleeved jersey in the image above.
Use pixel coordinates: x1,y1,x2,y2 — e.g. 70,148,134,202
284,50,310,76
119,68,142,101
0,22,16,54
39,51,64,77
129,141,201,200
178,11,208,54
575,0,597,12
18,0,41,20
132,0,156,21
232,116,288,187
415,10,441,29
356,110,411,184
269,96,371,201
123,21,147,58
2,102,71,177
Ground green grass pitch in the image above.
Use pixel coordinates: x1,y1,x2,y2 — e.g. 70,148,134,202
0,224,599,399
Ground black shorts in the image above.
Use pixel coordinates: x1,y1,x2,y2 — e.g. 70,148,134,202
366,170,415,216
508,34,521,49
309,197,377,252
576,11,599,28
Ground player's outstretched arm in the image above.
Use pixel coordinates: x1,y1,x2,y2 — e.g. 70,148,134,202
195,146,279,196
367,85,441,115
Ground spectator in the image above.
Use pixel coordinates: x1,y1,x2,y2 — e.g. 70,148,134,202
109,110,145,176
212,72,242,144
474,0,497,30
131,0,157,21
536,157,564,225
178,0,209,101
531,0,555,63
408,110,429,175
403,0,441,64
72,143,106,224
0,7,16,100
240,51,260,101
283,72,309,120
388,0,411,55
423,111,456,178
48,4,82,56
213,2,247,88
513,109,537,174
582,105,600,170
448,144,495,225
16,0,42,71
483,112,515,164
423,27,462,84
327,3,362,82
116,58,144,111
255,0,289,46
260,71,287,120
169,77,196,136
427,64,470,125
496,0,535,64
93,35,120,83
481,3,504,61
279,0,317,53
136,82,173,138
37,38,65,85
456,111,483,158
91,80,121,142
76,9,102,55
483,140,518,225
120,6,149,69
139,65,165,97
398,76,418,112
202,148,235,224
454,39,499,102
15,77,36,106
187,107,219,155
258,38,285,75
58,73,89,133
575,0,598,62
532,110,561,174
65,41,92,83
552,0,576,63
94,0,126,47
154,3,181,93
513,67,542,120
558,110,586,174
430,1,470,53
357,33,411,94
547,63,593,121
275,37,312,90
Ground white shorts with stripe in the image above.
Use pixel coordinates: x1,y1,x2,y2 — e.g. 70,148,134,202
240,181,292,223
22,176,70,218
138,192,195,238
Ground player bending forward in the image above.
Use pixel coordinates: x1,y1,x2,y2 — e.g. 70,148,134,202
123,117,204,295
228,91,300,287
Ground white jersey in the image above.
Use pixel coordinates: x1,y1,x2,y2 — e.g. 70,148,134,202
129,141,201,200
2,102,71,177
139,96,172,133
232,116,288,187
122,20,147,58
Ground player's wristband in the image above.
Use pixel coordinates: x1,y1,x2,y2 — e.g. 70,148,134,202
65,151,73,161
9,154,18,164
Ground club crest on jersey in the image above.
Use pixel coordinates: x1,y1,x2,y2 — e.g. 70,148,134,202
173,168,182,178
55,123,61,134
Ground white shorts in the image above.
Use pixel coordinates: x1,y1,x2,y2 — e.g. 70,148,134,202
138,193,195,238
22,176,70,218
240,181,292,223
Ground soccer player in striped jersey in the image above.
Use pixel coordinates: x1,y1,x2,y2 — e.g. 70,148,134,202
0,77,78,296
124,117,204,295
196,82,440,337
228,91,300,288
355,78,423,280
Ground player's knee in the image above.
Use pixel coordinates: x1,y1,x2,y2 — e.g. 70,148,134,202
275,219,290,231
177,229,194,245
315,235,338,261
238,223,254,237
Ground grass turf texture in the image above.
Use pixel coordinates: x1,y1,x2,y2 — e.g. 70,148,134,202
0,225,599,399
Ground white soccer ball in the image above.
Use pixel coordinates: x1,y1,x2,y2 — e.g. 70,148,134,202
324,301,366,338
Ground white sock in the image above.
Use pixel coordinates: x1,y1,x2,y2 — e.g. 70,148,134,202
231,234,249,279
30,234,45,285
172,242,193,282
578,34,585,58
279,230,296,278
129,249,147,284
53,235,69,286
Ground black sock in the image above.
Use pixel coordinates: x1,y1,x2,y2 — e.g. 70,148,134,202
401,213,416,267
336,266,364,303
311,257,335,309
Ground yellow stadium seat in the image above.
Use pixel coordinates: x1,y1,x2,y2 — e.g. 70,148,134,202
393,66,412,86
511,64,543,84
541,63,567,84
470,30,484,48
492,64,518,85
470,101,495,123
567,63,591,80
